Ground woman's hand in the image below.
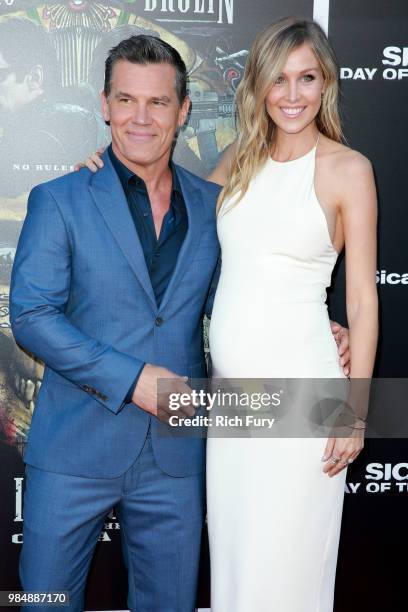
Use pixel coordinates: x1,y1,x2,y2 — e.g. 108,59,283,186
330,320,350,377
74,147,106,172
322,432,364,477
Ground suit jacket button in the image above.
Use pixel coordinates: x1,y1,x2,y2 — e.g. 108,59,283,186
155,317,163,327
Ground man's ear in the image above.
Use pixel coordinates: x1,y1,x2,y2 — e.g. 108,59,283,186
101,89,111,125
178,95,191,128
27,65,43,92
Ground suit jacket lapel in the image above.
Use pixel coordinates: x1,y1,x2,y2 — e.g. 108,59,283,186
89,150,157,310
159,164,204,313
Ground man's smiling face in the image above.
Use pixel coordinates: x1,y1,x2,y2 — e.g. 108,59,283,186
102,60,190,173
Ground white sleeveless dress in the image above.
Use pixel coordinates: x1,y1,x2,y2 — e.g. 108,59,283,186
207,141,347,612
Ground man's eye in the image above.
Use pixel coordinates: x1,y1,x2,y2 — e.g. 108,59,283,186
120,98,131,103
152,100,165,106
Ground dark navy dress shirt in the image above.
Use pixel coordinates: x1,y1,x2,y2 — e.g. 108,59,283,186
108,145,188,402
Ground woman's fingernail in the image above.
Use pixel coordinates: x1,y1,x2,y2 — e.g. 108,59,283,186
321,455,328,461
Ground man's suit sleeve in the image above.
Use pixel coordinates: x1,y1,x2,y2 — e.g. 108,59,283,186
10,184,144,415
124,366,145,403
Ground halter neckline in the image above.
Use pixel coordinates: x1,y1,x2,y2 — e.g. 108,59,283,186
269,133,320,165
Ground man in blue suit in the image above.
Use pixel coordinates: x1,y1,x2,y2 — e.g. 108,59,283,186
10,35,220,611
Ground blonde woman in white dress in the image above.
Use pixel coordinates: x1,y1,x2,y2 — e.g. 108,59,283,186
206,17,378,612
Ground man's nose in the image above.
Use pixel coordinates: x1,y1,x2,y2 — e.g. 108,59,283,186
131,104,152,124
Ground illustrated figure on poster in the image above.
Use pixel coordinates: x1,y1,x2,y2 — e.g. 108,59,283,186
0,17,97,198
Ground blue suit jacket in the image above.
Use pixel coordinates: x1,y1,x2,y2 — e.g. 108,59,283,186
10,151,221,478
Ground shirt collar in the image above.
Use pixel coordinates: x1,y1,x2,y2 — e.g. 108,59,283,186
108,143,182,198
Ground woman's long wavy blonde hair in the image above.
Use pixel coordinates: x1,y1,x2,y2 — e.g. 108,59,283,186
217,16,343,214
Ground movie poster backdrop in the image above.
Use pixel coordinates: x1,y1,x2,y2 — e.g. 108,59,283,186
0,1,407,610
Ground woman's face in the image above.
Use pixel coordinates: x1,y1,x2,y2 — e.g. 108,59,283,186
265,43,325,135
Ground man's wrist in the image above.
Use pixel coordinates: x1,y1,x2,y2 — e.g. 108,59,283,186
124,363,145,403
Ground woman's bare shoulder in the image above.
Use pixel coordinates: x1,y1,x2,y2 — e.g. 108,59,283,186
206,141,238,186
318,135,375,213
318,135,372,177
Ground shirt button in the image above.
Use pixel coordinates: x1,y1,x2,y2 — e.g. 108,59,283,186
155,317,163,327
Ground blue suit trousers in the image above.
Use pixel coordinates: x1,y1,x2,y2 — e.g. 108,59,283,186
20,428,205,612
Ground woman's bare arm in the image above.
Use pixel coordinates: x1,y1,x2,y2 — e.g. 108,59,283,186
340,152,378,378
323,149,378,477
206,141,237,186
